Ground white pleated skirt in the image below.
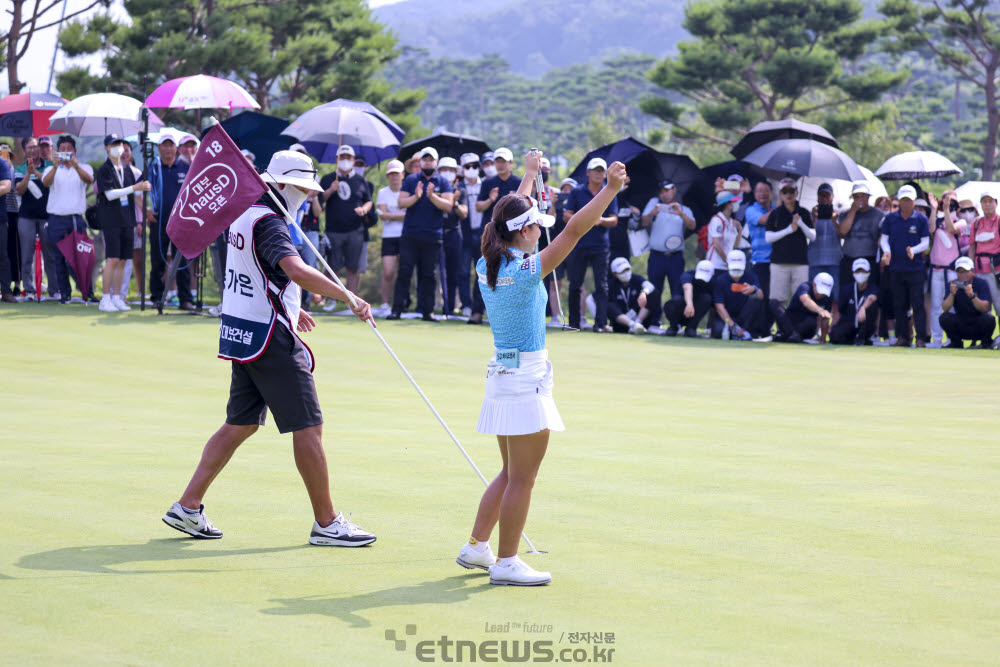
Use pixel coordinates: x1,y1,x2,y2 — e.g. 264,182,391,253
477,349,565,436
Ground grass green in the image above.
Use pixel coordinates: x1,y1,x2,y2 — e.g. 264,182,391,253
1,304,998,665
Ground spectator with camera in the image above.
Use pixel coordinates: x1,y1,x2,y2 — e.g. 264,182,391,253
829,258,879,345
968,192,1000,326
663,260,715,337
607,256,654,334
880,184,931,347
41,136,94,303
641,180,696,326
808,183,843,314
711,250,765,340
772,273,834,343
940,256,996,348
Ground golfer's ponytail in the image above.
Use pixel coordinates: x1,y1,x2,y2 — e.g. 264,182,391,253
481,194,531,290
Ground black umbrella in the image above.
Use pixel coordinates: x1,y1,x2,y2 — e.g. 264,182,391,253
620,150,716,226
741,138,865,182
731,119,839,160
398,131,491,162
201,111,293,170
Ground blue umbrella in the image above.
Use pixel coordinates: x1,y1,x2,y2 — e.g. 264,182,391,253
281,100,401,165
199,111,293,170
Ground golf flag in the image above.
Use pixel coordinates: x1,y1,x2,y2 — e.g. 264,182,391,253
166,124,267,259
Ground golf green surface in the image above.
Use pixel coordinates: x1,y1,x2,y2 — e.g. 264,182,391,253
1,305,998,665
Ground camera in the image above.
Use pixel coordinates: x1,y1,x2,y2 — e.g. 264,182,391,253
56,151,73,162
954,279,969,289
817,203,834,219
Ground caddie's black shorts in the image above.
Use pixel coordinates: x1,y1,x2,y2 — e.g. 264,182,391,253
226,325,323,434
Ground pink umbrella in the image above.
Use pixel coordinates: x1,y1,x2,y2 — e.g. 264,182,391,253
145,75,260,111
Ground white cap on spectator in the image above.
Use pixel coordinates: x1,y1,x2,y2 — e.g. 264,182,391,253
897,184,917,200
540,157,551,169
778,178,797,190
337,145,355,157
587,157,607,171
813,272,834,296
560,178,578,188
493,147,513,162
438,156,458,170
980,191,997,202
955,256,974,271
610,257,631,274
156,132,176,145
852,258,871,273
851,181,870,195
178,133,199,147
460,153,479,166
727,173,743,182
240,148,255,162
914,198,930,209
385,159,404,174
418,146,438,160
694,260,714,282
727,250,746,270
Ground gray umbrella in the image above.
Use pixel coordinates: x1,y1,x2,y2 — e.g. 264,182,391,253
281,104,399,164
741,138,865,182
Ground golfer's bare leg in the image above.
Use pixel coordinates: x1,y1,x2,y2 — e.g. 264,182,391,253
497,430,549,558
469,437,510,541
179,423,258,508
292,424,335,526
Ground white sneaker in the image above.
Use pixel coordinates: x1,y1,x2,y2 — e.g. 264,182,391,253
456,542,496,571
98,295,117,312
628,321,647,335
308,512,376,547
489,555,551,586
321,300,339,312
162,502,223,539
461,306,472,317
376,303,392,317
112,294,131,311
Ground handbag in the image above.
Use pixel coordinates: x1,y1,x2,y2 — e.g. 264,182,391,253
84,204,101,230
628,228,650,257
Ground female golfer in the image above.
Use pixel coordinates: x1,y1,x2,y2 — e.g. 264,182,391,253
456,151,626,585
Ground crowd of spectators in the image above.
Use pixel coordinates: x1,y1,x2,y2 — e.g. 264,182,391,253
2,134,998,350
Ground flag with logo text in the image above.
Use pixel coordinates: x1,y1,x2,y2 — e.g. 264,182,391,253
166,124,267,259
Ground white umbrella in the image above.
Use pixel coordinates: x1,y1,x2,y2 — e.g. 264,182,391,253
798,166,888,212
953,181,1000,214
874,151,962,180
48,93,164,136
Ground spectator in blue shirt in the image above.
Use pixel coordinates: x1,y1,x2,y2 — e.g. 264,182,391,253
389,147,454,321
773,273,835,343
830,258,879,345
939,256,996,348
147,134,194,310
641,180,696,325
744,181,773,298
880,184,930,347
472,148,521,324
563,157,619,331
711,250,766,339
663,260,715,337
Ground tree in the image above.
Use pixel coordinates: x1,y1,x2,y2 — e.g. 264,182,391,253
56,0,423,132
640,0,908,147
2,0,110,94
879,0,1000,179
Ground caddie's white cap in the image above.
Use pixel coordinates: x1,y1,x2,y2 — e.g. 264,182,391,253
262,150,322,193
337,145,355,157
460,153,480,166
695,260,714,282
493,147,513,162
587,157,607,171
418,146,438,160
852,257,871,273
727,249,746,270
385,159,404,174
897,184,917,200
813,271,835,296
438,156,458,170
955,256,974,271
851,181,870,195
610,257,631,274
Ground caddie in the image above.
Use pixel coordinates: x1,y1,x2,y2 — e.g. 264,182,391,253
162,150,377,547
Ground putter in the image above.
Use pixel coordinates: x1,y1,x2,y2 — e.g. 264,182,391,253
530,148,577,332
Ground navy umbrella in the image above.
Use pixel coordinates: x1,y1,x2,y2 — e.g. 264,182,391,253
569,137,658,183
741,138,865,182
282,100,402,165
731,119,839,160
398,131,490,162
200,111,293,170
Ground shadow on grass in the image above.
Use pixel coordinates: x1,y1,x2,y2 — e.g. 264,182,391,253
260,573,492,628
16,538,307,575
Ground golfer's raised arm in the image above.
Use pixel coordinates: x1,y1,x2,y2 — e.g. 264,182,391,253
538,161,625,277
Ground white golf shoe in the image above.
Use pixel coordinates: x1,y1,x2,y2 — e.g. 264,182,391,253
489,555,551,586
456,542,496,571
309,512,376,546
98,295,117,312
113,294,131,311
162,502,223,539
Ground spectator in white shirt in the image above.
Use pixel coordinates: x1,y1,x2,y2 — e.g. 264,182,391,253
41,135,94,302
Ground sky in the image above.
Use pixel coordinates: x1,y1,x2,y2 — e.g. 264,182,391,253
6,0,408,96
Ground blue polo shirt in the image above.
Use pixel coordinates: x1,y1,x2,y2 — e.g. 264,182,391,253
787,281,831,319
839,280,879,322
711,268,761,312
744,202,771,263
401,172,454,241
0,159,11,224
566,182,618,250
149,158,190,220
880,211,929,272
477,173,522,226
954,276,991,318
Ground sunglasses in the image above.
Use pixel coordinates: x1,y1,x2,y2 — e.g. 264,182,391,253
281,167,317,176
780,188,796,194
960,207,977,213
464,163,480,170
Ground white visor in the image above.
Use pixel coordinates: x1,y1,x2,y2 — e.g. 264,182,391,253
504,202,555,232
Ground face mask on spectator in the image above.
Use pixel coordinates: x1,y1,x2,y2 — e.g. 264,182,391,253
338,159,354,173
421,166,436,177
728,268,744,280
465,172,478,182
854,271,870,284
615,269,632,284
108,145,124,159
439,170,456,181
959,211,977,223
353,166,365,178
484,165,497,178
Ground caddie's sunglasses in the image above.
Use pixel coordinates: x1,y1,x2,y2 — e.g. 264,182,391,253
282,167,317,176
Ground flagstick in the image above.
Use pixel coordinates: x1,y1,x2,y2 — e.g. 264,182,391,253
263,184,545,556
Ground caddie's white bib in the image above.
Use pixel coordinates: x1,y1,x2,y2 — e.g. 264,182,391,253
218,204,313,370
